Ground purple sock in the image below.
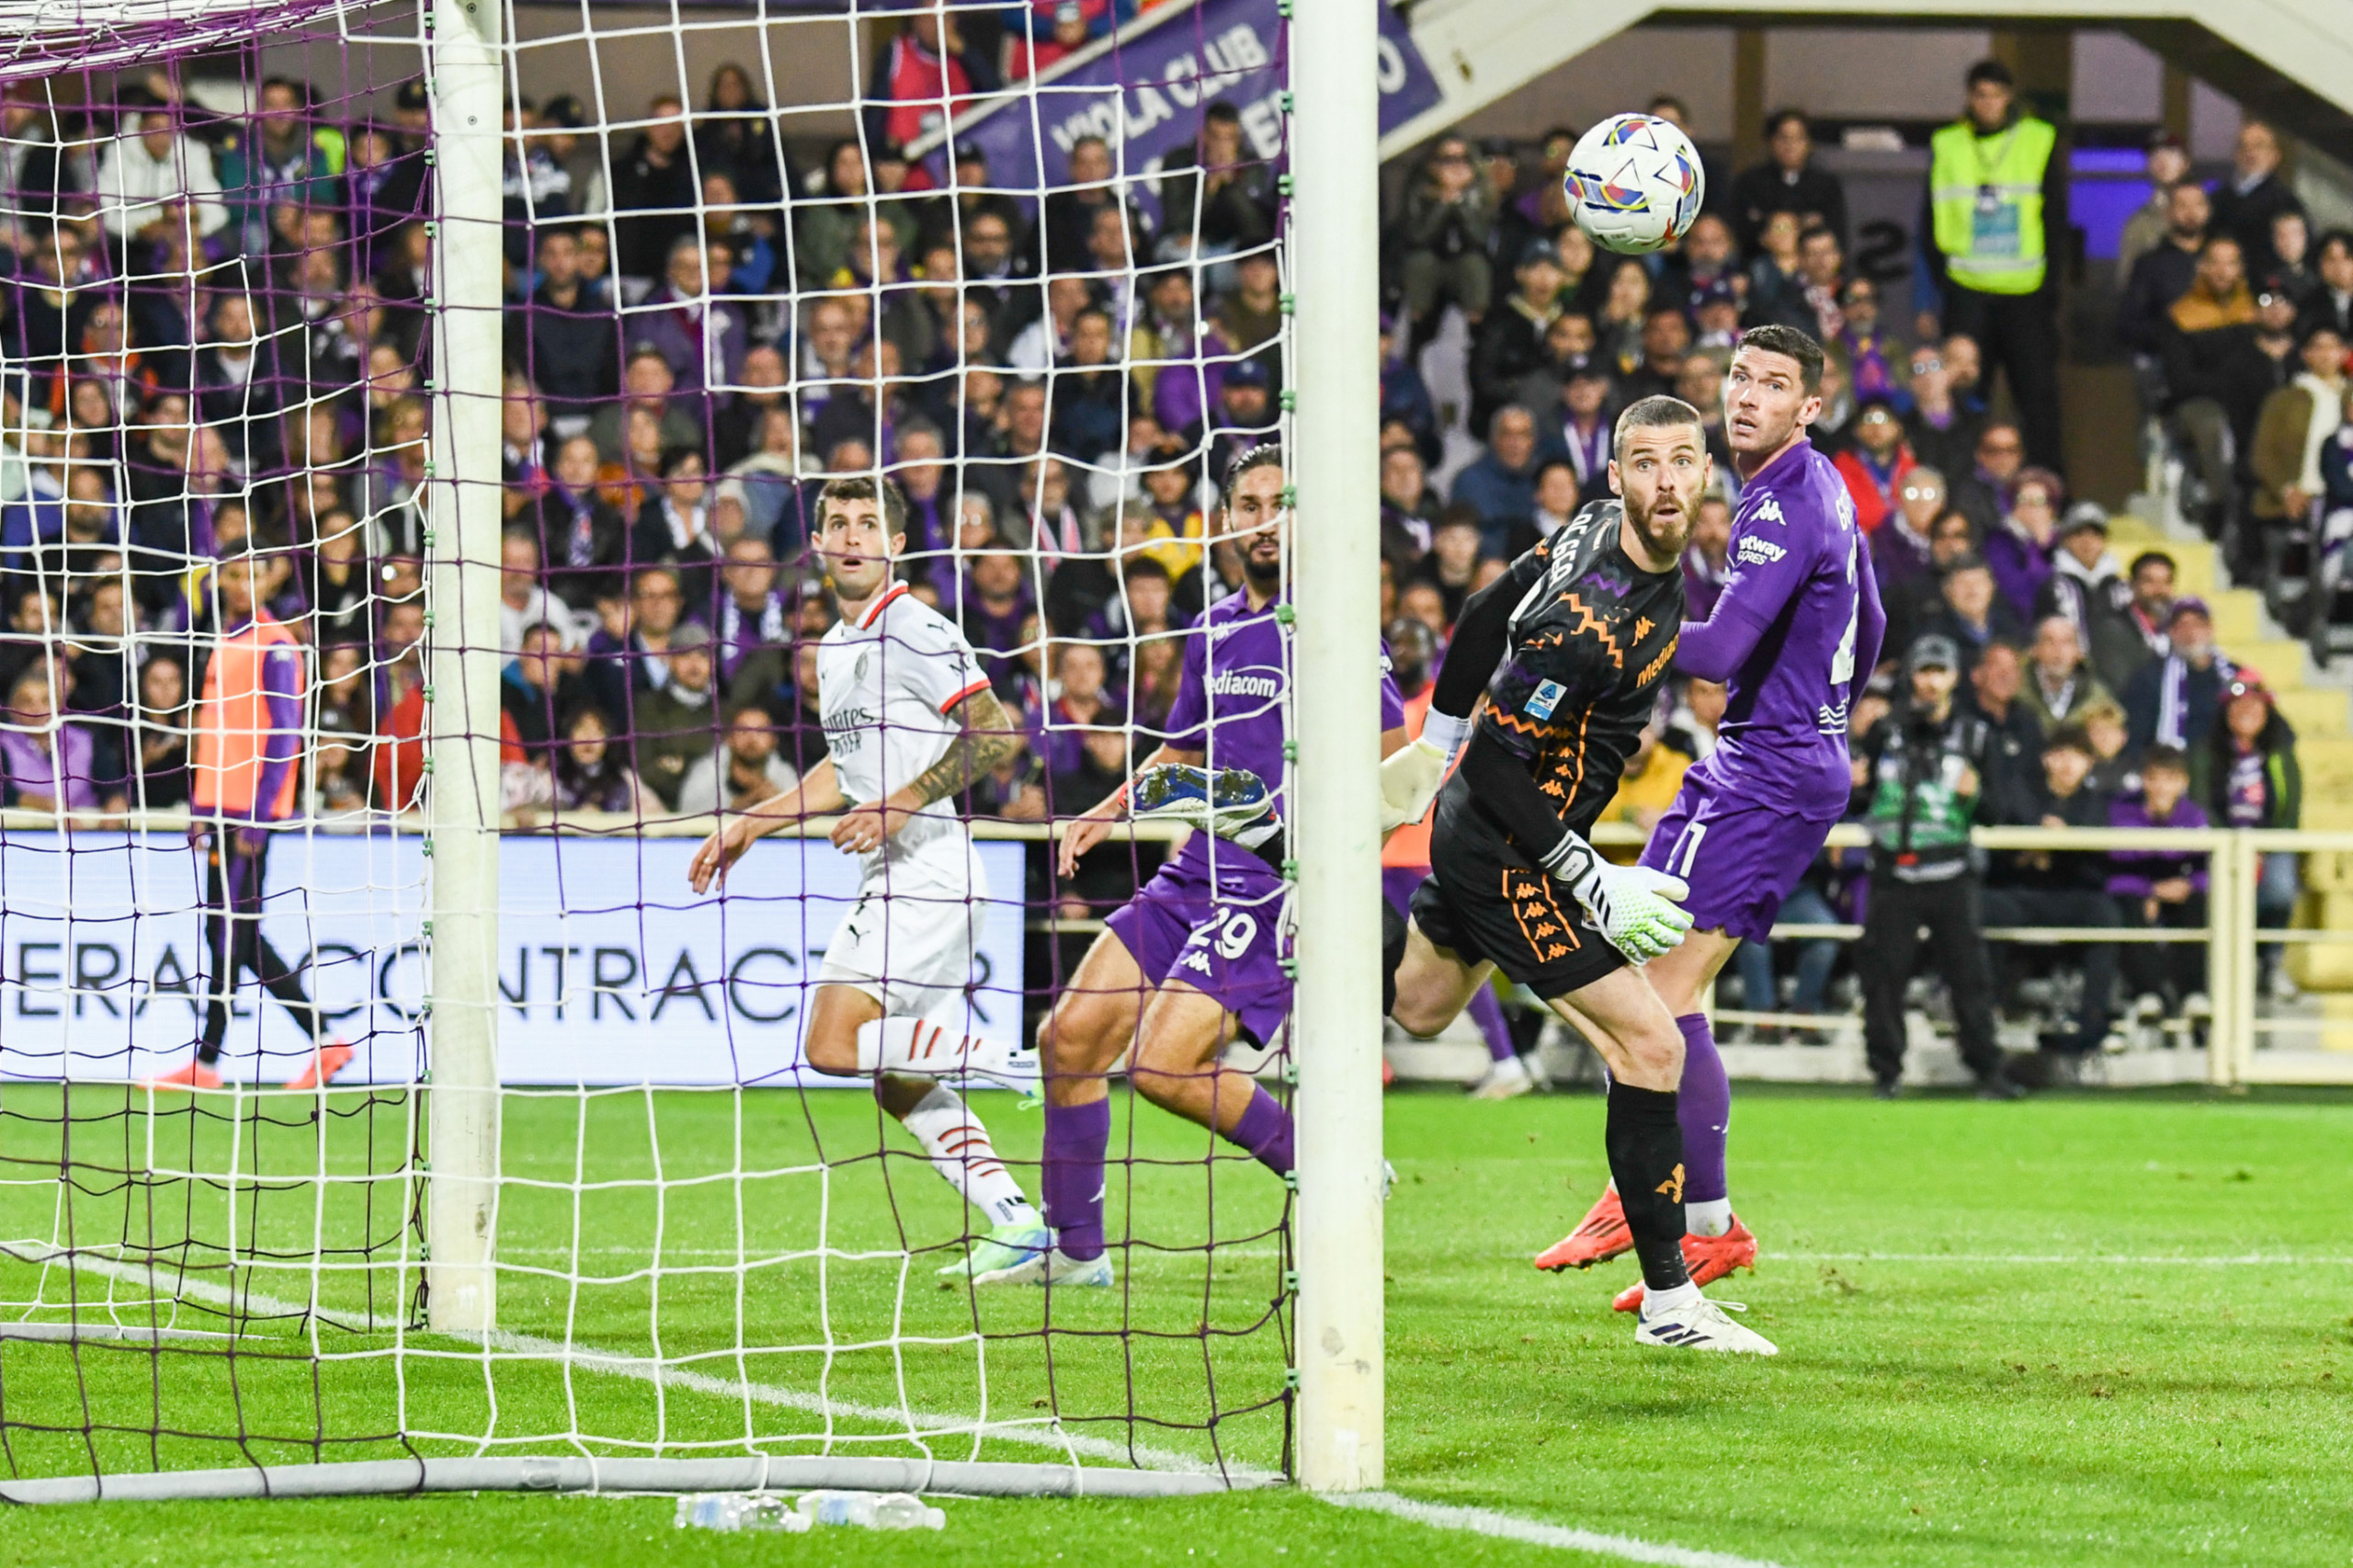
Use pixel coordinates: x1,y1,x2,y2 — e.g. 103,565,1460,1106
1467,985,1516,1063
1040,1100,1108,1261
1225,1085,1295,1176
1676,1013,1731,1206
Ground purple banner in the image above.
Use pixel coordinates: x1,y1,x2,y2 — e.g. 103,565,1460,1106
916,0,1440,211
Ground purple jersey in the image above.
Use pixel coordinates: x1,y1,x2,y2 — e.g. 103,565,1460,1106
1162,585,1405,876
1686,437,1865,821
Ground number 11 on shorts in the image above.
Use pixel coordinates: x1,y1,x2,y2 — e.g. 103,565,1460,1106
1670,822,1707,879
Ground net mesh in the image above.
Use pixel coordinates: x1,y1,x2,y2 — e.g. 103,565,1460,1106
0,0,1298,1488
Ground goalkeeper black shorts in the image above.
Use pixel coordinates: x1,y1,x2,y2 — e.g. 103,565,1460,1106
1408,850,1625,1002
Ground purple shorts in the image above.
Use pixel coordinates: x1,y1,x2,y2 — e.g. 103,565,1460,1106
1638,772,1838,944
1106,845,1293,1047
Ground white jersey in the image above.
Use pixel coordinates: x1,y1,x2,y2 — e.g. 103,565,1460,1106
818,582,991,871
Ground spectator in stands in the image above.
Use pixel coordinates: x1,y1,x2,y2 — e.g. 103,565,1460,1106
696,62,786,207
677,702,799,818
638,236,746,406
2125,595,2231,753
1984,465,2061,622
2211,119,2299,281
2118,178,2202,367
863,11,996,155
1871,468,1948,617
1683,494,1733,620
1593,257,1653,377
1744,210,1816,337
2080,698,2135,796
1961,637,2042,823
1156,101,1277,267
2305,230,2353,340
1950,421,2025,538
1451,404,1541,540
1983,723,2120,1065
551,705,639,815
607,95,697,286
1837,275,1904,412
1853,636,2015,1098
1918,551,2024,669
501,619,586,756
1415,507,1486,625
1508,458,1581,558
1470,239,1566,438
2036,506,2148,695
1921,61,2063,471
219,74,339,257
1544,357,1614,493
0,664,118,814
2249,324,2347,571
2202,669,2302,999
129,651,189,810
631,619,720,812
2109,744,2211,1018
2161,235,2261,538
2271,210,2318,316
1392,135,1495,348
2019,613,2116,735
1833,398,1915,534
2123,548,2177,666
536,434,637,611
1378,313,1440,465
2116,131,2193,286
1902,339,1979,479
94,91,228,244
1728,108,1847,255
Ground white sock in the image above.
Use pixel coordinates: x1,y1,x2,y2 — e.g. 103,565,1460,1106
900,1085,1039,1230
856,1017,1006,1076
1642,1279,1702,1319
1685,1199,1733,1238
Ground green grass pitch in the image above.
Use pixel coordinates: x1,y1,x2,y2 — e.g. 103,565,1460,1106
1,1084,2347,1566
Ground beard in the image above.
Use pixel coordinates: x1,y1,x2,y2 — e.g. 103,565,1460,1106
1242,549,1283,588
1624,490,1695,562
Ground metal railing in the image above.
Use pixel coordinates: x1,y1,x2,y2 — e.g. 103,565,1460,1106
5,811,2347,1085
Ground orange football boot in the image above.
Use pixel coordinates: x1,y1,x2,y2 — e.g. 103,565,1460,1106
1534,1186,1631,1272
1613,1216,1760,1312
142,1059,222,1091
284,1041,355,1092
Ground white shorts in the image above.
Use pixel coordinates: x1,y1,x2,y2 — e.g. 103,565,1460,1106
813,839,989,1022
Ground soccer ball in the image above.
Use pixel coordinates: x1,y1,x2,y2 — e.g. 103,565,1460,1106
1563,113,1706,256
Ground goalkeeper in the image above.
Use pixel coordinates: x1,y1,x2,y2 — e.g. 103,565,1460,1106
1378,396,1774,1354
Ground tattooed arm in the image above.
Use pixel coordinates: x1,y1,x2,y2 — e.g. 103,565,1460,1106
829,687,1023,855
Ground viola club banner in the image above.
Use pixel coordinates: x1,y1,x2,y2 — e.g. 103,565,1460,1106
923,0,1440,221
0,833,1026,1086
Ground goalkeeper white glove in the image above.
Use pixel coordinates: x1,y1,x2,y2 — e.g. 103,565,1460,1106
1540,833,1693,963
1377,710,1471,834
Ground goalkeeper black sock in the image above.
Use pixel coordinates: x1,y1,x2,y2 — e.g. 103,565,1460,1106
1605,1084,1692,1294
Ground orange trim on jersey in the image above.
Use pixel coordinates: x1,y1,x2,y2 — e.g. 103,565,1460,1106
857,582,911,629
938,676,990,715
1505,868,1582,965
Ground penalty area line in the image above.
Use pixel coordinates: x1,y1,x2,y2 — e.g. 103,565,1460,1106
1765,1251,2353,1267
1324,1490,1795,1568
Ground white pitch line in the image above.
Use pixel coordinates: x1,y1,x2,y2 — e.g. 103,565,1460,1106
1765,1251,2353,1267
12,1244,1275,1483
1324,1491,1794,1568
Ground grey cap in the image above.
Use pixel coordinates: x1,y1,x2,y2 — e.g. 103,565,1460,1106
1906,634,1961,675
668,621,712,652
2059,502,2109,539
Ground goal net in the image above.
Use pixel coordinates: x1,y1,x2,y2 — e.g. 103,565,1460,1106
0,0,1371,1501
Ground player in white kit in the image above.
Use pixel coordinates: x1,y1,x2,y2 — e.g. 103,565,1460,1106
690,475,1049,1279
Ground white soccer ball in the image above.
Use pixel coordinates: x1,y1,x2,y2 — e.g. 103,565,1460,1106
1563,113,1706,256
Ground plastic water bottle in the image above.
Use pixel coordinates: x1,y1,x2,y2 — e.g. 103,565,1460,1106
795,1489,947,1530
674,1493,809,1532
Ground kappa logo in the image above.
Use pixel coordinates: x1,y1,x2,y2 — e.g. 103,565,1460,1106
1178,949,1214,975
1654,1163,1686,1204
1749,497,1786,526
1525,678,1566,721
1735,535,1789,566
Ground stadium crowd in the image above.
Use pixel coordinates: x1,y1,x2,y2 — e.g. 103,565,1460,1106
0,32,2318,1049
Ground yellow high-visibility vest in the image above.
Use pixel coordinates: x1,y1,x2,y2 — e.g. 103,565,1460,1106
1928,116,2057,295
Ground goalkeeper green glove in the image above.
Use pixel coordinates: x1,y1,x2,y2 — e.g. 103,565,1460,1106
1538,831,1693,963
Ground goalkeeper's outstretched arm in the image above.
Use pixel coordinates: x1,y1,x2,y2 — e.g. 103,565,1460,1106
1381,557,1531,830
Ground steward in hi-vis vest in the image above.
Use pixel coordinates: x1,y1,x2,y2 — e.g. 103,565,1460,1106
1920,57,2066,473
